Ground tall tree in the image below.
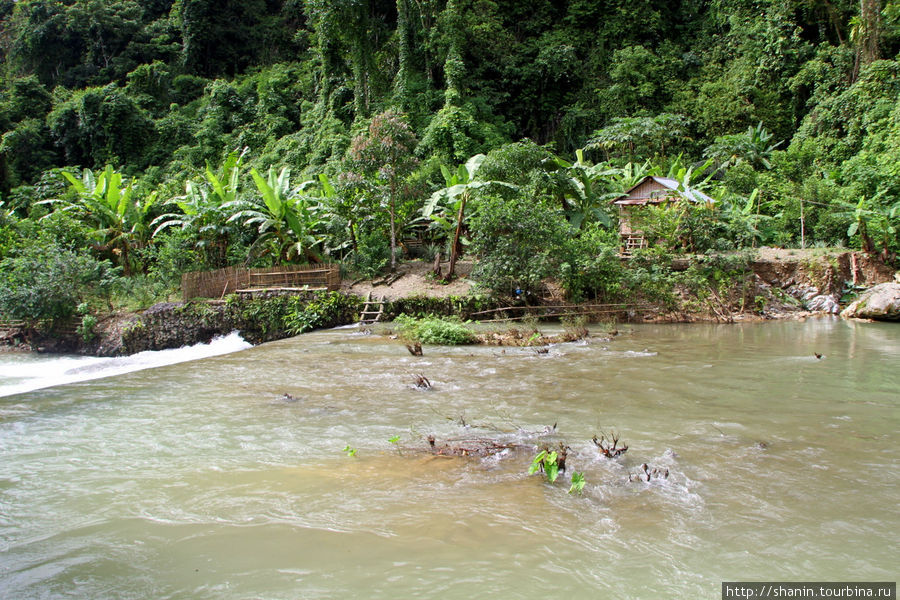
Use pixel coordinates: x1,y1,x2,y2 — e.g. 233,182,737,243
348,110,418,273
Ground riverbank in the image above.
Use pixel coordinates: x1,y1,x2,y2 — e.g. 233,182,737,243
1,249,895,356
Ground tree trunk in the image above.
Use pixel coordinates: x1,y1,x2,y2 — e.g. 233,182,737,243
447,193,467,280
799,197,806,249
349,220,358,256
852,0,882,81
395,0,411,109
860,0,882,65
389,197,398,273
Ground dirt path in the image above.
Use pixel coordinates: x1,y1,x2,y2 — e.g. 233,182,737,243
342,259,478,300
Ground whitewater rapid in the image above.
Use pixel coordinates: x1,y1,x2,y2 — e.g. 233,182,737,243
0,332,252,398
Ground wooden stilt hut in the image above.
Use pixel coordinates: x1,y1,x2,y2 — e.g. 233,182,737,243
613,176,715,255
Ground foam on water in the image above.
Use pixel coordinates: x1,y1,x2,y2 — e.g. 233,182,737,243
0,332,252,397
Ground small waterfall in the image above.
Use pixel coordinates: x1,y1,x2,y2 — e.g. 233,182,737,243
0,332,252,398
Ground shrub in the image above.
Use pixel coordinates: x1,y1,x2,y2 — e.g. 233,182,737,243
559,225,626,302
0,244,121,324
354,229,390,278
394,314,477,345
284,292,361,335
470,194,571,296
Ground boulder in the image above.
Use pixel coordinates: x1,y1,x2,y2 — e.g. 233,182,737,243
840,282,900,321
788,284,840,313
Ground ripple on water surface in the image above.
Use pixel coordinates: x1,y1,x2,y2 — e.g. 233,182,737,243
0,319,898,598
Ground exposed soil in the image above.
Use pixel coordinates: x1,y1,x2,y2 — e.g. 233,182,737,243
342,259,477,300
4,249,896,356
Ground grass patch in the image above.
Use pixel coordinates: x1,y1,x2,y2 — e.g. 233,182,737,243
394,314,478,345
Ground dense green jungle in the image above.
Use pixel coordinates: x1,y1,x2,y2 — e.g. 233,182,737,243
0,0,898,328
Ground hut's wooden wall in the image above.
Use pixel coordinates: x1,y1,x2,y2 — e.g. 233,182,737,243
625,179,676,204
181,264,341,300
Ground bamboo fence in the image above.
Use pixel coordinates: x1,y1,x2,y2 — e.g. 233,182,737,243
181,264,341,300
0,317,25,329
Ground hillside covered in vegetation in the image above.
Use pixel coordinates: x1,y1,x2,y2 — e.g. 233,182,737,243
0,0,898,327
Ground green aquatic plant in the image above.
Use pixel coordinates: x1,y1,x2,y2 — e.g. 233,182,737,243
529,449,560,483
568,472,586,495
342,445,358,457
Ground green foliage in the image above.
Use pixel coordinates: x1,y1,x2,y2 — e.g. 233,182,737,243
677,251,756,313
418,102,511,162
631,194,729,254
559,226,627,302
568,471,586,495
45,165,159,274
342,445,358,457
284,291,361,336
529,450,559,483
153,149,247,269
47,84,154,169
0,244,121,324
2,0,900,306
393,314,476,346
225,166,324,264
476,140,553,189
353,228,390,278
470,193,571,296
549,149,618,230
586,114,692,162
348,110,419,272
386,295,498,321
421,152,518,277
77,311,98,343
226,291,360,340
704,123,782,171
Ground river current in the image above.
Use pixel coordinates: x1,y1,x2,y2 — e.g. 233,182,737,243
0,319,897,598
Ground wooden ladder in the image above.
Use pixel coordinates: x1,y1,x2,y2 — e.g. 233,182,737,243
359,292,385,325
621,234,648,256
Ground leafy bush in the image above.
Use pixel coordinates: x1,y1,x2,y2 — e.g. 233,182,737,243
225,291,360,340
470,194,571,296
284,292,362,335
394,314,477,345
354,229,391,278
559,225,626,302
0,244,121,324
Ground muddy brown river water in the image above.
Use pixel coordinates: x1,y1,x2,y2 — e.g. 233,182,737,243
1,318,897,598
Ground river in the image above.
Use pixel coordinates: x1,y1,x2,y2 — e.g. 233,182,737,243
0,318,897,598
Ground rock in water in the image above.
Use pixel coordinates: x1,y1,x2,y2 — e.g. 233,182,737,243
841,282,900,321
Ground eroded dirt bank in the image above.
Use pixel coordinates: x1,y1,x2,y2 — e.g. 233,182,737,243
2,250,895,356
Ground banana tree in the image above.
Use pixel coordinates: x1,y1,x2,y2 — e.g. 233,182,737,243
549,149,620,229
225,167,324,264
667,155,715,195
152,149,247,267
44,165,158,275
615,159,655,191
719,188,776,248
315,172,365,259
423,153,517,279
